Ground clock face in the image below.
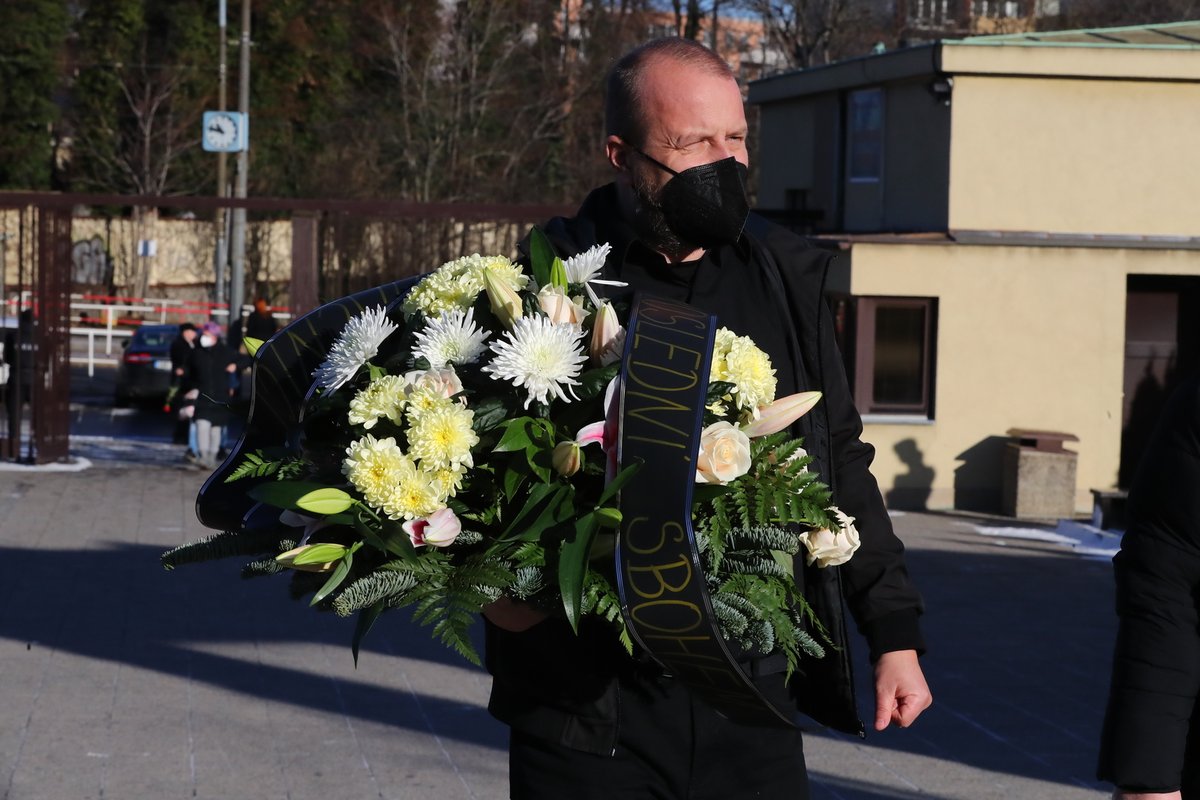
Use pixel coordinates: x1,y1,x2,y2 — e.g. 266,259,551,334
202,111,245,152
206,114,237,148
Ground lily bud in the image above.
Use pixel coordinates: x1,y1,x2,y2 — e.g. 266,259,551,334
552,440,583,477
549,257,569,290
276,543,345,572
403,507,462,548
537,285,587,325
589,302,625,366
483,269,523,329
741,391,823,438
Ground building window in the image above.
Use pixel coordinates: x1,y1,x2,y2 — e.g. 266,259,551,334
847,89,884,182
832,296,937,417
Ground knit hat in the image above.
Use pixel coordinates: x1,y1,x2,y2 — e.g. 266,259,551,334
201,321,222,337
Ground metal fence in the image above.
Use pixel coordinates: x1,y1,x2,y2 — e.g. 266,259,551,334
0,192,573,463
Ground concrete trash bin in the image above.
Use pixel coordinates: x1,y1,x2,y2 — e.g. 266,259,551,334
1001,429,1079,520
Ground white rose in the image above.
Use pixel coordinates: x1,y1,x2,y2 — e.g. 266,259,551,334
537,285,588,325
799,508,861,568
695,421,752,484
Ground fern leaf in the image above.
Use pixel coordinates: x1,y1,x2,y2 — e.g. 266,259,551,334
161,529,291,570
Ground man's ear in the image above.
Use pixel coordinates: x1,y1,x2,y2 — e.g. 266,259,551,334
605,135,629,173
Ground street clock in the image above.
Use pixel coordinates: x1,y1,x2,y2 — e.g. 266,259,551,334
201,111,248,153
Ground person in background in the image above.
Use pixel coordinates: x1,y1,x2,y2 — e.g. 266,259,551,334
244,297,278,343
167,322,199,463
1098,372,1200,800
185,322,237,469
3,310,34,459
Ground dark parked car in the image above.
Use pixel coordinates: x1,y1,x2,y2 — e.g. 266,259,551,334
114,324,179,406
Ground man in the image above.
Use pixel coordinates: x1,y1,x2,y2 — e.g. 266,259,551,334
168,322,199,462
1098,373,1200,800
244,297,279,343
484,38,931,799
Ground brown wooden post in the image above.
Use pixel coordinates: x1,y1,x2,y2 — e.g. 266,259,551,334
34,205,72,462
290,212,320,317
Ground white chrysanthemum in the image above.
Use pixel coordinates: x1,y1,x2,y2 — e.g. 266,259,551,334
382,461,445,521
563,243,612,285
407,402,478,469
483,315,588,409
313,306,398,392
342,434,409,510
348,375,407,429
404,254,528,316
412,308,490,367
429,463,467,497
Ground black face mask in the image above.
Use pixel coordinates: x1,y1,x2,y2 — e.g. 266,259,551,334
635,151,750,249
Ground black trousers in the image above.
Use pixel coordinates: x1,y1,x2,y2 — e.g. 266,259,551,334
509,670,809,800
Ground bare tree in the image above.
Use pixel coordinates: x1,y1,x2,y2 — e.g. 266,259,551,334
737,0,888,70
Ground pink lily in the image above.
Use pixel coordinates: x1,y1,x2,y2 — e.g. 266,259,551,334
741,391,823,438
403,507,462,548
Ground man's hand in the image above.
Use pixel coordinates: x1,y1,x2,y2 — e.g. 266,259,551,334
873,649,932,731
1114,792,1182,799
482,596,547,632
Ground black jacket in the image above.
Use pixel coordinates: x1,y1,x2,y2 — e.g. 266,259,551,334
186,342,236,424
486,185,925,754
1098,374,1200,795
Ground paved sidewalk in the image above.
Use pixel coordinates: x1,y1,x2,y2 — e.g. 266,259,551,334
0,455,1117,799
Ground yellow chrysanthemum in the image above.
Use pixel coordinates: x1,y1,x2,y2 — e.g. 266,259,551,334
382,462,444,521
347,375,407,429
429,463,467,497
709,328,776,413
405,385,454,421
342,434,409,510
724,337,776,411
407,402,478,469
404,254,529,317
709,328,739,384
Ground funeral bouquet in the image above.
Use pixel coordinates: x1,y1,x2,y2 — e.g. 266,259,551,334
162,230,859,677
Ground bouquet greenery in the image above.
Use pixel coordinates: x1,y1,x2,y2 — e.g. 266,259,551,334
162,230,861,677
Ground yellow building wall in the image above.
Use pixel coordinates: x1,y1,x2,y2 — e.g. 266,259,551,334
948,75,1200,237
846,241,1200,513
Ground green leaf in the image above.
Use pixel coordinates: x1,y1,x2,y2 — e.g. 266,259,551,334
526,444,554,485
494,418,534,452
249,480,337,510
311,551,353,606
498,483,573,542
501,464,526,502
352,601,386,667
243,336,265,357
296,487,354,515
528,226,557,289
470,396,509,432
354,515,417,562
597,460,643,507
576,364,621,402
559,513,600,633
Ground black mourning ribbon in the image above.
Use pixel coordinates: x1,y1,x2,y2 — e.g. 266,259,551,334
615,293,794,727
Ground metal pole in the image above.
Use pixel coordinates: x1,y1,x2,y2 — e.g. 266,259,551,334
213,0,229,313
229,0,250,337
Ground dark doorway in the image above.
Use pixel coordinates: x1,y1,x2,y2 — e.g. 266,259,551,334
1120,275,1200,486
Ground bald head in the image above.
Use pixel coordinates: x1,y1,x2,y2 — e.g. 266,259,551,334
605,38,736,150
